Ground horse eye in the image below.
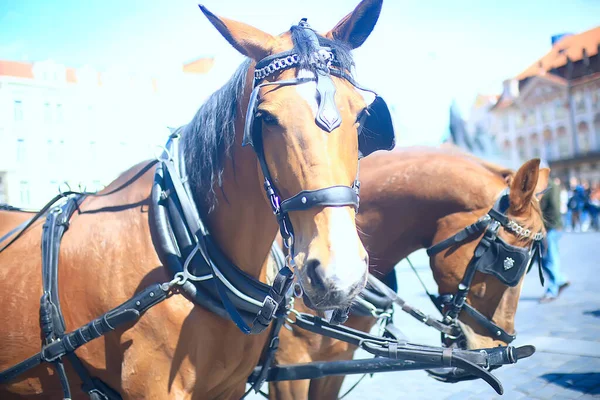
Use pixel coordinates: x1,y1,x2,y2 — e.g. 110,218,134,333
258,111,278,126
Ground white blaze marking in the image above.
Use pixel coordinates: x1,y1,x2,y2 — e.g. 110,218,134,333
326,208,366,290
296,69,318,116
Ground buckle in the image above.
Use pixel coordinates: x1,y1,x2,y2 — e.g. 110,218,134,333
41,339,64,363
259,296,278,322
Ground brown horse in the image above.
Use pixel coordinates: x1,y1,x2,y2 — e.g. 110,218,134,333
0,1,391,398
270,147,549,400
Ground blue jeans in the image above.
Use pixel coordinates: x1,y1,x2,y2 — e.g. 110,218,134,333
541,229,568,296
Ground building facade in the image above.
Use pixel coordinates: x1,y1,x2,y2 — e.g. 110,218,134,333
0,57,216,208
487,27,600,186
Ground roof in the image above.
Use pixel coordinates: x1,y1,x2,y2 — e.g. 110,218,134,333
183,57,215,74
490,97,514,111
517,26,600,80
473,93,500,108
0,60,34,79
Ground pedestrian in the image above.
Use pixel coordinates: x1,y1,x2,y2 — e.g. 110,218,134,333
589,181,600,231
540,175,571,303
568,183,586,232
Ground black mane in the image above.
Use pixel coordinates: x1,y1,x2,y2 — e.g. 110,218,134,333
182,26,355,211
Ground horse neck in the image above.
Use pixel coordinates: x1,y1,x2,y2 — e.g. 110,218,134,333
203,74,279,280
360,153,502,272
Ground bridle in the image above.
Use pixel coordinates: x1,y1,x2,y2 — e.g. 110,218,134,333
243,19,395,252
426,188,545,347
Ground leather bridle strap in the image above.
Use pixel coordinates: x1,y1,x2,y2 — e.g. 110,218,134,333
280,186,359,213
426,215,492,257
461,303,517,343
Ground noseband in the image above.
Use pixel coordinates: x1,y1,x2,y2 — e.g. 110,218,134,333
243,19,395,251
426,188,545,345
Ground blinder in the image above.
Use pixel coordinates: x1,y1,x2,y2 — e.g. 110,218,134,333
358,96,396,158
475,230,535,287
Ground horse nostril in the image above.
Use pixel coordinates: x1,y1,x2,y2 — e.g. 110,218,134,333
306,259,327,290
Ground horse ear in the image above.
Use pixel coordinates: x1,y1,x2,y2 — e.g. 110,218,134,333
324,0,383,49
509,159,541,214
199,5,274,60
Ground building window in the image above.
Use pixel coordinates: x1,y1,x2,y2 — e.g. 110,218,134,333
516,113,524,128
530,133,541,158
577,121,590,154
19,181,30,206
44,102,52,123
89,141,97,162
503,139,511,159
595,113,600,150
502,114,509,132
517,137,527,161
49,180,58,195
47,140,56,163
14,100,23,121
526,109,536,127
555,98,567,119
541,104,552,123
543,129,554,160
16,139,26,162
574,91,586,114
56,104,63,123
593,89,600,110
557,127,570,158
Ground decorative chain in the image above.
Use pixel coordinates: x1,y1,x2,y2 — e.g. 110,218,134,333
254,50,336,81
506,219,544,241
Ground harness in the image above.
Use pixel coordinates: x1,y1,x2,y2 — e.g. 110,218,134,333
426,188,545,347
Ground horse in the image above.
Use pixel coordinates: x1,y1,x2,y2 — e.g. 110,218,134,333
270,147,549,400
0,1,395,398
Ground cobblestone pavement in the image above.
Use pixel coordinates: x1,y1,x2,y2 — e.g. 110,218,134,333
247,232,600,399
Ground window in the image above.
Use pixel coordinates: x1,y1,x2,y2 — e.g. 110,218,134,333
526,109,536,127
89,141,97,162
56,104,63,123
543,129,554,160
541,104,552,123
530,133,541,158
502,114,509,132
593,89,600,110
58,140,65,160
557,127,570,158
517,137,527,161
0,174,5,204
503,140,512,159
47,140,56,163
48,180,58,196
44,102,52,123
555,98,567,119
16,139,26,162
14,100,23,121
574,91,586,114
595,113,600,150
577,122,590,153
516,113,524,128
19,181,30,206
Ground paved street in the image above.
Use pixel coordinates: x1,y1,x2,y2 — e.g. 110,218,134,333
248,232,600,399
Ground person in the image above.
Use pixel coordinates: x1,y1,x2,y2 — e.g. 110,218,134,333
589,181,600,231
568,182,586,232
540,176,570,303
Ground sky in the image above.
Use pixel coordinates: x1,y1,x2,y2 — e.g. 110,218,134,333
1,0,599,146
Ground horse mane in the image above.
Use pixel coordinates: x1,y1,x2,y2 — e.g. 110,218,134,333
182,27,355,211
